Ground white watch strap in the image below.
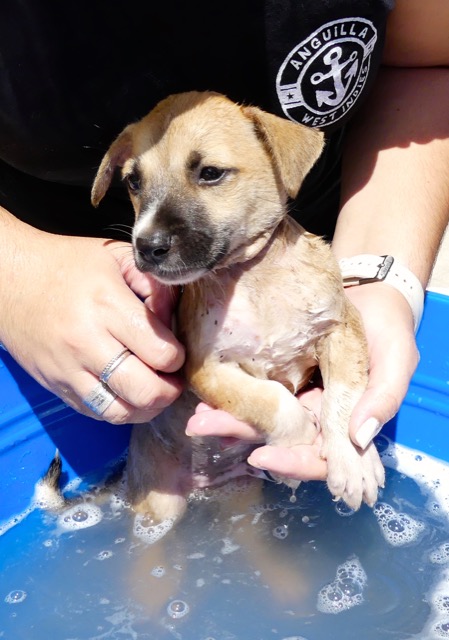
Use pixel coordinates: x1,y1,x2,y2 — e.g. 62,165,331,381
339,254,424,333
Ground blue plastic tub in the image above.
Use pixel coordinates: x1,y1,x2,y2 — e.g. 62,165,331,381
1,291,449,525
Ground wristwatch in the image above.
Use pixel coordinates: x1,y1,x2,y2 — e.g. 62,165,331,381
339,254,424,332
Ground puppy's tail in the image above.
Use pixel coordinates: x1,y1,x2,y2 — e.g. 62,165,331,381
35,450,126,513
34,450,67,511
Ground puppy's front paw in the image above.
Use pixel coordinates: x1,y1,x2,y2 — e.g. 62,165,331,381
266,398,320,495
323,438,384,510
270,394,320,449
359,441,385,506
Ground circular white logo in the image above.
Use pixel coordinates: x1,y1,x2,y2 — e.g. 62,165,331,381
276,18,377,128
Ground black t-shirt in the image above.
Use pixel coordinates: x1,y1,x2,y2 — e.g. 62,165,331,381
0,0,393,238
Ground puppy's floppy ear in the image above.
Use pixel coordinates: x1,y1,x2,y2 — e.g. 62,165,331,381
91,126,134,207
242,106,324,199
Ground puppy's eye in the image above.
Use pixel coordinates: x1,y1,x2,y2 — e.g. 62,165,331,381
199,166,226,184
125,172,141,193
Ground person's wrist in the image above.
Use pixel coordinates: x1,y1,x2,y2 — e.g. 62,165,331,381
339,254,424,333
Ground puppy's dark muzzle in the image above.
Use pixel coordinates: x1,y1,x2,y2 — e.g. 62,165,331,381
133,221,231,283
135,232,172,267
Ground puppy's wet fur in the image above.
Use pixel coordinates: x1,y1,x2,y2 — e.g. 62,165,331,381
90,91,384,524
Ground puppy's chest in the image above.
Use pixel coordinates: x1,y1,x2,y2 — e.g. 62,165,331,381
208,293,314,358
183,269,340,390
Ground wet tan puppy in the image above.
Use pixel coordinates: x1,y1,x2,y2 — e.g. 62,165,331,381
92,91,385,525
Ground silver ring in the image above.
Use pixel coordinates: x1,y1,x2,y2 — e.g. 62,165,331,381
99,348,132,384
83,382,117,416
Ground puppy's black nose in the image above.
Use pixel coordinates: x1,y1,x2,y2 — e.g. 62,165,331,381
135,232,172,265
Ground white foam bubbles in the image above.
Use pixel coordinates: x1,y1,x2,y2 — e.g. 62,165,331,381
109,477,130,513
33,477,65,511
434,594,449,616
4,590,27,604
433,622,449,638
132,513,175,544
150,565,166,578
0,506,34,537
376,438,449,639
335,500,356,518
373,502,425,547
379,436,449,520
57,503,103,531
272,524,289,540
167,599,190,619
421,568,449,638
430,542,449,565
317,556,367,614
220,537,240,555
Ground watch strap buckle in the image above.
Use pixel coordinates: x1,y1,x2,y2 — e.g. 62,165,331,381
341,255,394,287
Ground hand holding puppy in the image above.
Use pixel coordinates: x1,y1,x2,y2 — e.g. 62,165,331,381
0,211,184,424
187,280,419,483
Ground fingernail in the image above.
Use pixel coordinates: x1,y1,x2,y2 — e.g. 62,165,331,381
354,417,382,450
250,468,276,482
184,423,196,436
185,413,207,436
247,451,270,470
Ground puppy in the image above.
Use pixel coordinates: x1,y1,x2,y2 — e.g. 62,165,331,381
91,91,385,526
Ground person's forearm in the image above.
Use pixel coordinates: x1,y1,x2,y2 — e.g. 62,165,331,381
0,207,43,338
0,206,44,261
333,66,449,288
0,205,34,241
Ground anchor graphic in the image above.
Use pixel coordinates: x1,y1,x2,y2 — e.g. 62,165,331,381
311,47,358,107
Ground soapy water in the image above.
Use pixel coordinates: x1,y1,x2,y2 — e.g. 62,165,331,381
57,503,103,531
373,502,426,546
316,555,367,614
1,436,449,639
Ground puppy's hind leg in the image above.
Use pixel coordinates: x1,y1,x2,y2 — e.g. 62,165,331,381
125,424,190,618
126,424,189,526
317,305,385,510
219,478,309,605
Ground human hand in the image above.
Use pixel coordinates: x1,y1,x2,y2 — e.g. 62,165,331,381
186,387,328,482
0,226,185,423
185,282,419,481
343,281,419,447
